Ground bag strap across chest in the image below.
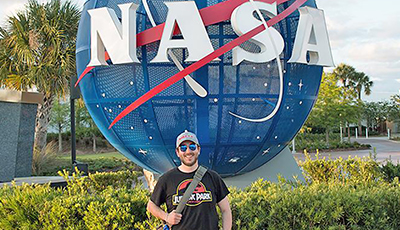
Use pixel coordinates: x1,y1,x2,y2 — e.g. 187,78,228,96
175,165,208,213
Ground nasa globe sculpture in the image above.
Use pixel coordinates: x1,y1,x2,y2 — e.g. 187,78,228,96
75,0,333,177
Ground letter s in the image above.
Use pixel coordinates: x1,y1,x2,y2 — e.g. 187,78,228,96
231,2,284,66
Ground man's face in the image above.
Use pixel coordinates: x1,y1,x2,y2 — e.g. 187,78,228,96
176,140,200,167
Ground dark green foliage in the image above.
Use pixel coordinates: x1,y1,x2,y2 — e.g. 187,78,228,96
0,170,145,230
2,158,400,229
294,133,371,152
229,179,400,230
38,157,138,176
299,153,381,184
380,160,400,183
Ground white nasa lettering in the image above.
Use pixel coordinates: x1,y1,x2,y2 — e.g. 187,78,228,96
88,3,139,66
87,2,334,68
151,1,217,63
288,7,334,67
230,2,284,66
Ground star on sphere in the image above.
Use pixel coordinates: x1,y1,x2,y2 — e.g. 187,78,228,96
262,148,270,156
139,148,147,156
298,79,304,91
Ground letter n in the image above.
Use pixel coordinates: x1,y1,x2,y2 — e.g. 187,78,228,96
88,3,140,66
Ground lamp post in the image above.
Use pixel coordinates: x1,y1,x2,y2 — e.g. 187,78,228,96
70,76,88,176
339,113,343,143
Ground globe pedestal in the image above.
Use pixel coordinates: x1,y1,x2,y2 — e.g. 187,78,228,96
222,147,304,188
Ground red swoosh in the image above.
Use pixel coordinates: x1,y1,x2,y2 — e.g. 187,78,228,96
109,0,307,129
75,0,292,87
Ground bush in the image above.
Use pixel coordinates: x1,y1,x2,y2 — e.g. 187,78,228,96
2,158,400,229
0,170,144,230
32,142,57,175
380,160,400,183
229,179,400,230
37,157,139,176
294,133,371,152
391,136,400,141
298,151,381,184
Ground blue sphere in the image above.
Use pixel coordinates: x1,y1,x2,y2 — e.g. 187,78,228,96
76,0,322,176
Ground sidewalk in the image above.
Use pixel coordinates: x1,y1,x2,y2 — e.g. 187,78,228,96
293,137,400,164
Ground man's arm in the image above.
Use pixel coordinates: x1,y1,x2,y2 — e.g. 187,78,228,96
147,200,182,225
217,196,232,230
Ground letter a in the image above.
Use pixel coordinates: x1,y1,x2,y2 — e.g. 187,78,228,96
288,7,334,67
88,3,139,66
151,1,216,63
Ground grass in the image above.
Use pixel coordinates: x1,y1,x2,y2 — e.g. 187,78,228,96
58,152,127,160
36,151,139,176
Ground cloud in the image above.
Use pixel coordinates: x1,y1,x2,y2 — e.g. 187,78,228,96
371,77,383,82
345,40,400,63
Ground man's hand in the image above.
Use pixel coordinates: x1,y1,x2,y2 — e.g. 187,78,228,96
166,210,182,226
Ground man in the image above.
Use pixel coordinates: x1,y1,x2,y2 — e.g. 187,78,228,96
147,130,232,230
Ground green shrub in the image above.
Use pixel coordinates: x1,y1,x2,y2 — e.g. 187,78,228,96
2,162,400,229
298,151,381,184
0,170,143,230
380,160,400,182
38,157,138,176
294,133,370,152
229,179,400,230
0,183,62,229
60,169,140,192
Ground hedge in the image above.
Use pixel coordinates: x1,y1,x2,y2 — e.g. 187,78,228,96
1,158,400,229
294,133,371,152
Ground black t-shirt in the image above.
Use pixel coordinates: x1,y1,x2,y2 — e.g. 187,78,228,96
150,167,230,230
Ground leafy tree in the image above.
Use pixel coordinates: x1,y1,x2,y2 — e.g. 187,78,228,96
387,94,400,122
307,71,362,145
0,0,80,152
361,96,400,135
362,101,391,133
76,99,102,152
49,99,70,152
307,72,342,145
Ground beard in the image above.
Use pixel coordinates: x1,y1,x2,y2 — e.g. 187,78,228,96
179,152,199,167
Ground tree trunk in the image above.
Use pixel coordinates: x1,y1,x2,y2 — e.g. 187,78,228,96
34,94,54,152
93,134,96,153
358,120,362,136
325,128,330,147
58,123,62,152
347,123,351,142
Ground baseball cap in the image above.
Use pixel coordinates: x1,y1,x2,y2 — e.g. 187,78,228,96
176,130,199,148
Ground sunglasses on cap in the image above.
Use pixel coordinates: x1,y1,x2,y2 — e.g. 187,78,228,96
178,143,197,152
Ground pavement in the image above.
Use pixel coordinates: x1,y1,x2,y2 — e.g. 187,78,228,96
0,176,68,187
293,136,400,164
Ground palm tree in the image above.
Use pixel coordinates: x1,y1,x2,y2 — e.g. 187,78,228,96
332,63,357,89
0,0,80,151
331,64,373,136
352,71,373,101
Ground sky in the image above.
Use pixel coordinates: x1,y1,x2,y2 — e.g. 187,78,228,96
0,0,399,102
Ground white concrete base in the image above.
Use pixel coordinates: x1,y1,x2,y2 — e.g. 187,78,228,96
0,176,67,187
223,147,304,189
